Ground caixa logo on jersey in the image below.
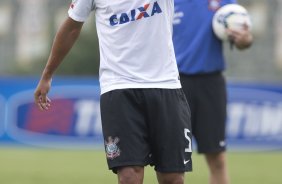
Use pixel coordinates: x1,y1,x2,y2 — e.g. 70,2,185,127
226,85,282,149
109,1,162,26
6,86,103,148
0,95,5,137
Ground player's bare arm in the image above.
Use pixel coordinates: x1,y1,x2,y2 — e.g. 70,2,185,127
34,17,83,111
227,24,253,50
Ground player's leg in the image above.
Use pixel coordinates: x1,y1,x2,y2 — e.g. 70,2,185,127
117,166,144,184
144,88,192,184
193,72,229,184
205,152,229,184
100,89,152,183
156,172,185,184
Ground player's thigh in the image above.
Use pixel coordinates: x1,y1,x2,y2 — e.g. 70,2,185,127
117,166,145,184
100,89,151,171
144,89,192,173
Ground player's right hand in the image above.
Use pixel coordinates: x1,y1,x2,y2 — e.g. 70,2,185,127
226,23,253,50
34,78,52,111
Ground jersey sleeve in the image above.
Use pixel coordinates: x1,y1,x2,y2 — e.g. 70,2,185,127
68,0,95,22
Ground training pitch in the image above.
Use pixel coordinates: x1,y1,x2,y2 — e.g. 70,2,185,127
0,147,281,184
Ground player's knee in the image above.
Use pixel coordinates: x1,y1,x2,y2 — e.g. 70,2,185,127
117,166,144,184
206,152,226,170
157,172,185,184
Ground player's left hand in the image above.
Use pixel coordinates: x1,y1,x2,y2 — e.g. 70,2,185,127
34,78,52,111
226,23,253,50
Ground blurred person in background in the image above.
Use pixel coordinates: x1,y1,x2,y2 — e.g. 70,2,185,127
173,0,253,184
34,0,193,183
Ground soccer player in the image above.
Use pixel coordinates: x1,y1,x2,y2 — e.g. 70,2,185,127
34,0,192,183
173,0,253,184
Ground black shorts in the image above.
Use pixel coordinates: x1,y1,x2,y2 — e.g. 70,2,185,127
180,72,227,153
100,88,192,173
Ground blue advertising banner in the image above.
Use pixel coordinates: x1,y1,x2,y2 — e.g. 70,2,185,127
6,86,103,148
1,77,282,150
226,84,282,150
0,77,103,148
0,95,5,138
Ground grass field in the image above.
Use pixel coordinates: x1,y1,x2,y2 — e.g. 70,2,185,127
0,147,281,184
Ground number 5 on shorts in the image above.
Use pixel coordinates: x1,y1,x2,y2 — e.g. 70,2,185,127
184,128,192,153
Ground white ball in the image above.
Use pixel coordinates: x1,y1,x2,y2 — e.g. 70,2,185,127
212,4,252,41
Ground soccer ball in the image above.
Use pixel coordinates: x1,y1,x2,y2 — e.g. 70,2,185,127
212,4,252,41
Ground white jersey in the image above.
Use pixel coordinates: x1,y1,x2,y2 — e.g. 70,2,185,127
68,0,181,94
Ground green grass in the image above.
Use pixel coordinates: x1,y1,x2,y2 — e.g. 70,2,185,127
0,147,281,184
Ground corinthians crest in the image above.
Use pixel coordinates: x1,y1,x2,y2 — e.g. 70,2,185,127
105,136,121,160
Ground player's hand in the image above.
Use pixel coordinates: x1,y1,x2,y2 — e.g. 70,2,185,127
34,78,52,111
226,23,253,50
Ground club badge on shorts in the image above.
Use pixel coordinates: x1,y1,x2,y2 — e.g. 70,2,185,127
105,136,121,160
